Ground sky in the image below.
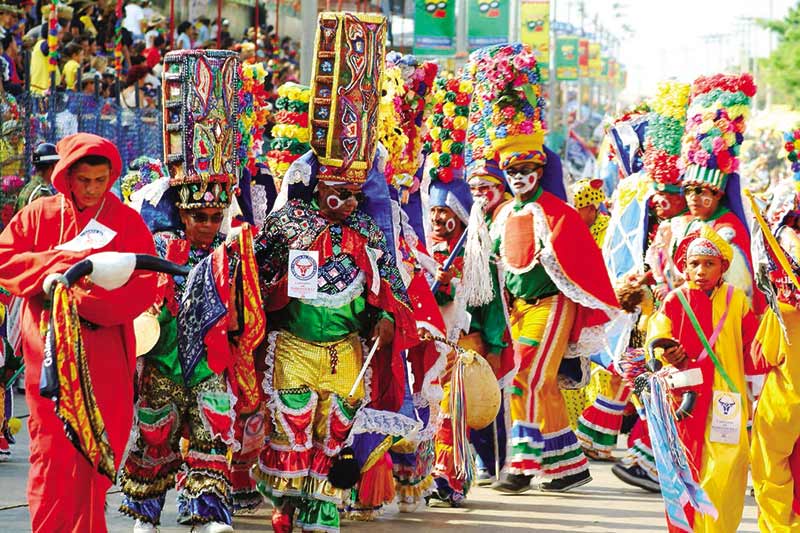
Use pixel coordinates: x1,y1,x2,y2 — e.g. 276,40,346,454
564,0,797,100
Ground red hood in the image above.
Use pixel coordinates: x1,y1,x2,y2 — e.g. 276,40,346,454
51,133,122,195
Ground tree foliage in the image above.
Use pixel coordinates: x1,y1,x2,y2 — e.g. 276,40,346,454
759,2,800,107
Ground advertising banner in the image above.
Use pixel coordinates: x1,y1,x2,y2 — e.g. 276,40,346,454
468,0,510,50
519,0,550,80
414,0,456,56
578,38,589,78
555,35,579,81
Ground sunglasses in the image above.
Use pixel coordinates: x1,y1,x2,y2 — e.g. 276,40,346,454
684,186,715,197
189,212,224,224
329,188,366,204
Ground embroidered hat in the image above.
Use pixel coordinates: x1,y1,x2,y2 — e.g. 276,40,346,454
162,49,241,209
643,81,690,193
467,43,546,170
679,73,756,193
571,178,606,209
308,12,387,184
674,223,733,274
267,82,311,187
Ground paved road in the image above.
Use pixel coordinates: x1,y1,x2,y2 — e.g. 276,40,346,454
0,390,760,532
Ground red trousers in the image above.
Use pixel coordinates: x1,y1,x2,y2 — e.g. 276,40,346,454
24,323,135,533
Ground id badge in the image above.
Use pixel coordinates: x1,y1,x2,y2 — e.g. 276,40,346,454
287,249,319,299
709,390,742,445
55,219,117,252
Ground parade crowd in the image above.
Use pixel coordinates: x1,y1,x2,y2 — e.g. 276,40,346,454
0,8,799,533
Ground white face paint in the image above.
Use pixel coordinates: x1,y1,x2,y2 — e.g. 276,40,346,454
445,218,457,233
506,169,540,196
326,195,343,210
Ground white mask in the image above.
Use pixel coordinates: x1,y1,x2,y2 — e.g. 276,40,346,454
506,170,540,196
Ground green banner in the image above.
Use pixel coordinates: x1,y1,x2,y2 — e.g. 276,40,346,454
414,0,457,56
555,36,579,81
467,0,510,51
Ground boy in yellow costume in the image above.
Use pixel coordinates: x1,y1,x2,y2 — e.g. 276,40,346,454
648,224,761,533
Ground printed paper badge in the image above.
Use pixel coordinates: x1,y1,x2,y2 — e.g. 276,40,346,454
709,390,741,445
287,249,319,299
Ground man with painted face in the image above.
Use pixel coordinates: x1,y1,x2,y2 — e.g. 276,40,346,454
119,50,261,533
252,13,417,533
467,43,620,495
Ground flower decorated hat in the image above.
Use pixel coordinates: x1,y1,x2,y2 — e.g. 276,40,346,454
467,43,546,170
766,129,800,229
387,52,438,181
162,49,241,209
425,73,474,225
267,82,311,187
679,73,757,192
120,157,170,205
238,62,272,178
643,81,690,193
308,12,387,184
377,59,409,187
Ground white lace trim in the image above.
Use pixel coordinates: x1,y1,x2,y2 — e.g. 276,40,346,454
284,152,314,186
530,202,619,317
299,271,366,308
346,407,422,442
566,324,609,360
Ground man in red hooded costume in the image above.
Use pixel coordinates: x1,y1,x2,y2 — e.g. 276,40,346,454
0,133,157,532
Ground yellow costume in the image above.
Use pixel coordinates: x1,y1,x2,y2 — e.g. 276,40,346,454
648,283,757,533
751,303,800,532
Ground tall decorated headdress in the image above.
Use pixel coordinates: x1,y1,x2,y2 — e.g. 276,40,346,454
267,82,311,187
679,73,757,192
308,12,387,184
424,74,474,225
377,59,409,187
162,49,241,209
467,43,546,170
766,129,800,229
387,52,438,180
238,62,272,177
643,81,690,193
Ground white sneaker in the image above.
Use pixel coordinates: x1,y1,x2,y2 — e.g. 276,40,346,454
192,522,234,533
133,519,158,533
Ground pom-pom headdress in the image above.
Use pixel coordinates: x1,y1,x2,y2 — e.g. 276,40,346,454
162,50,241,210
766,129,800,228
424,75,472,183
238,63,272,177
308,12,387,184
679,73,757,192
467,43,546,170
643,81,690,193
377,61,409,186
388,53,438,179
267,82,310,187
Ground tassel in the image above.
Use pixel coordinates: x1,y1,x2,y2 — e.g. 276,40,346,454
356,452,396,507
450,350,475,485
462,198,494,307
328,446,361,489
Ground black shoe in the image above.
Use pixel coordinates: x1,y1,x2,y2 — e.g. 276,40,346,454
538,470,592,493
611,463,661,493
490,473,533,494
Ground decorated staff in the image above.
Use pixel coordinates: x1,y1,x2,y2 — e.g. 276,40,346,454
251,13,419,533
